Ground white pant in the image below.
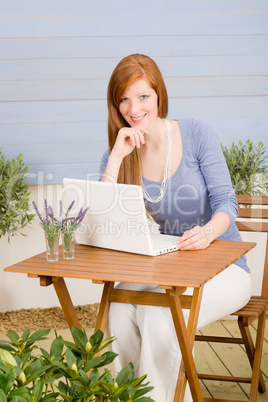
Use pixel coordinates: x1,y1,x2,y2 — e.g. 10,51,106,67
107,264,252,402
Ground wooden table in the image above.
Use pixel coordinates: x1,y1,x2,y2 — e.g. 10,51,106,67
4,240,255,401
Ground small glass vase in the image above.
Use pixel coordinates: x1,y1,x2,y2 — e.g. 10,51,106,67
61,231,76,260
44,231,60,262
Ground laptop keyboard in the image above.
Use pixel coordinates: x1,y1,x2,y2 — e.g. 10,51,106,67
150,233,178,253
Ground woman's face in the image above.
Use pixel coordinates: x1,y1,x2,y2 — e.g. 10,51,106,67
118,78,158,130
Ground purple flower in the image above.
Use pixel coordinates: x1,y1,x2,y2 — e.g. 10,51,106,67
32,201,45,224
65,200,75,217
32,199,88,236
59,200,63,217
44,199,49,225
32,200,61,234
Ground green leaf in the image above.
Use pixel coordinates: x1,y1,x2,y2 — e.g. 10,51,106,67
50,336,64,359
64,349,76,368
39,392,59,402
0,350,18,368
40,348,51,361
39,393,59,402
21,352,31,368
83,355,105,371
132,386,154,399
78,369,89,385
0,389,7,402
27,329,50,344
116,363,134,385
21,329,30,342
97,351,117,367
8,386,30,399
0,342,15,353
89,329,104,347
33,377,45,400
71,327,87,350
0,369,15,393
6,330,19,343
57,380,68,394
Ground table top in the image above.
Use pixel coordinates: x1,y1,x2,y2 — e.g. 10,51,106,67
4,240,255,288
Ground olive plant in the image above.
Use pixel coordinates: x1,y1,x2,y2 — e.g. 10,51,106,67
221,140,268,194
0,148,34,241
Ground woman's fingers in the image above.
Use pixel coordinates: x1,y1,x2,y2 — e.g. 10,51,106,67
177,226,211,250
118,126,148,151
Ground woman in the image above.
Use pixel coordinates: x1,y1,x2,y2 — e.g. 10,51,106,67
99,54,251,401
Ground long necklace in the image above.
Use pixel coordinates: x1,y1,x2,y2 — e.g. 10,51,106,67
142,119,172,203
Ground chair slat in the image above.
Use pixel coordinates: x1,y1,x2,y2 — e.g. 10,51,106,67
238,208,268,219
235,221,268,232
236,194,268,205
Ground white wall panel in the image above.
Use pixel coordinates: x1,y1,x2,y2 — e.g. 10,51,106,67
1,35,267,59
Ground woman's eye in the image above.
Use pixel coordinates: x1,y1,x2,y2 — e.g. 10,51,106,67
140,95,148,100
120,98,128,103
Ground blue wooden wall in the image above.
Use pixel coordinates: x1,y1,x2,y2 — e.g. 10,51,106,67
0,0,267,184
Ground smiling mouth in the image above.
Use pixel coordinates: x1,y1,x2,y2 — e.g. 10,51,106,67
131,114,146,122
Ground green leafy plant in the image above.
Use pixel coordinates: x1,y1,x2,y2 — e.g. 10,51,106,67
221,140,268,194
0,148,35,241
0,327,154,401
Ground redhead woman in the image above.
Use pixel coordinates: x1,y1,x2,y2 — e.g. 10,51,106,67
99,54,251,401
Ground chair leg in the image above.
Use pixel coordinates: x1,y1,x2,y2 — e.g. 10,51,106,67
238,313,266,400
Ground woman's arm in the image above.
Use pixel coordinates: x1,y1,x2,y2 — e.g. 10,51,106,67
177,211,230,250
101,153,124,183
177,120,237,251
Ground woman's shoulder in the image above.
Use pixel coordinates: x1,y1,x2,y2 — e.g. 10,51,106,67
177,118,221,158
177,118,217,137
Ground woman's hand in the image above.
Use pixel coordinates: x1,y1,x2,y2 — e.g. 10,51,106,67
111,126,149,159
101,125,149,183
177,225,214,251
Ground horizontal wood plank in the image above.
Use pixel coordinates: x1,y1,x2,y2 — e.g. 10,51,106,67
1,97,267,125
1,15,267,38
2,0,268,17
1,76,267,102
1,56,268,80
237,194,268,205
1,118,268,146
0,35,267,60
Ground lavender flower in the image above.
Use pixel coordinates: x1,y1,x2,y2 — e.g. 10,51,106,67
32,199,88,254
61,203,89,252
32,200,62,254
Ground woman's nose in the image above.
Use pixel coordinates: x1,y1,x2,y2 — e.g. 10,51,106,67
129,100,140,115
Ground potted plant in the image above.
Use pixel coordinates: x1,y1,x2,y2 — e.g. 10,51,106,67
0,148,35,242
0,326,154,401
221,139,268,296
221,139,268,195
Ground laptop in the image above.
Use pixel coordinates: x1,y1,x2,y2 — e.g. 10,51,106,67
62,179,179,256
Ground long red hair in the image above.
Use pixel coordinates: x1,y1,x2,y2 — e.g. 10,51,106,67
107,54,168,184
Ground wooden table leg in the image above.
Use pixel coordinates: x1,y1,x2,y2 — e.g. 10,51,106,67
52,276,82,331
167,286,204,402
176,286,204,401
95,281,115,333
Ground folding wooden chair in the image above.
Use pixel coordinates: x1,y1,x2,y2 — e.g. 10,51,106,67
195,194,268,402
